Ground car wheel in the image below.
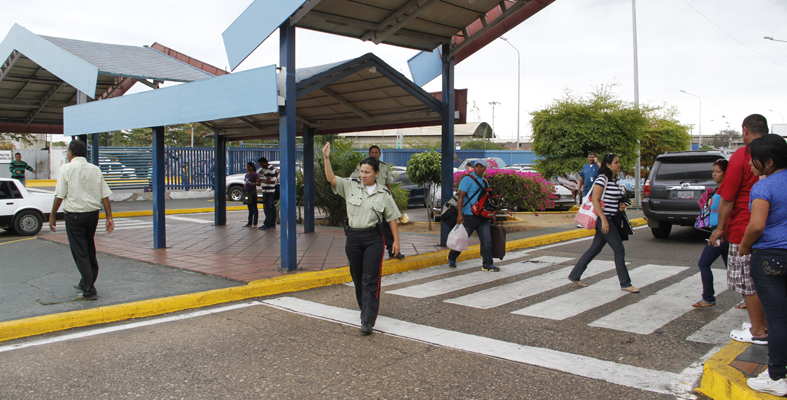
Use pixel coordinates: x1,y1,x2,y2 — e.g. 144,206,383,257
228,185,244,202
650,222,672,239
13,210,43,236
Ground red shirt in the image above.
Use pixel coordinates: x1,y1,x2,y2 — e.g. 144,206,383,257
717,147,758,244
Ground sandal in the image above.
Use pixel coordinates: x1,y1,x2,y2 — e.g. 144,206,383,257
730,328,768,345
692,300,716,308
735,301,747,309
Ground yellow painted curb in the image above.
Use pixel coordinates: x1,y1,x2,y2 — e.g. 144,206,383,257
24,179,57,187
102,206,251,219
0,217,648,343
697,341,777,400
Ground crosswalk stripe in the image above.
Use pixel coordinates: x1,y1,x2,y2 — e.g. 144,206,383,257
386,256,573,299
446,260,635,310
513,264,687,320
589,271,727,335
686,304,749,344
261,297,691,396
166,216,213,224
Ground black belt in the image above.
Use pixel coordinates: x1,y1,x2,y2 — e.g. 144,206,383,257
64,210,100,215
348,227,377,234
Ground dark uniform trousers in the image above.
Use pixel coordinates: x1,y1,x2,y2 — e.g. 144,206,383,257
65,210,101,297
346,228,385,326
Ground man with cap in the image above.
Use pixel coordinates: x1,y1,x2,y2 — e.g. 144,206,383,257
351,145,405,260
447,159,498,272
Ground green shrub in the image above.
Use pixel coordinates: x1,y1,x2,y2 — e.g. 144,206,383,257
453,168,555,211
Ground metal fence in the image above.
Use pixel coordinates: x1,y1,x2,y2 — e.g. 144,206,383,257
378,149,538,168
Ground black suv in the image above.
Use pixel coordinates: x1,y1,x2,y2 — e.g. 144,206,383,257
642,151,726,238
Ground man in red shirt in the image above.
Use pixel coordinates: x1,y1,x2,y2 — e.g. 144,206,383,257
710,114,768,344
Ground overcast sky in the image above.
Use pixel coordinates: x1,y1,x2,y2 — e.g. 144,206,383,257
2,0,786,143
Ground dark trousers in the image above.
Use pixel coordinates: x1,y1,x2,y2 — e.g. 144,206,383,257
346,229,385,326
65,210,100,297
245,191,258,226
697,239,729,303
262,191,276,228
382,218,395,256
569,216,632,288
750,248,787,380
448,214,493,266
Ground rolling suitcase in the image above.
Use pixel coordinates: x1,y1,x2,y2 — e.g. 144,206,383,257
489,224,506,260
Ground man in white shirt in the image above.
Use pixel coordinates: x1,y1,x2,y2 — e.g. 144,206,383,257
49,140,114,300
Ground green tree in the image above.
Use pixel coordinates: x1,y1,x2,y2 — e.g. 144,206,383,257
0,132,35,146
407,150,442,230
313,138,365,226
640,111,691,172
711,128,740,149
460,139,508,150
699,143,716,151
531,85,647,178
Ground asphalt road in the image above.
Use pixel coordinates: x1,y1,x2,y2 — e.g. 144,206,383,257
0,224,741,399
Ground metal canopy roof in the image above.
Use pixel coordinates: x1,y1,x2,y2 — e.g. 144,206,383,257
0,24,216,133
205,53,465,140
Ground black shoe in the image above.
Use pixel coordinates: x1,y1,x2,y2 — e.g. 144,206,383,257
76,293,97,301
243,224,252,227
481,264,500,272
360,323,373,335
389,253,405,260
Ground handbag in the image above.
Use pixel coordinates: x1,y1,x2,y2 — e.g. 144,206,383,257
242,192,252,205
574,177,608,230
446,223,468,252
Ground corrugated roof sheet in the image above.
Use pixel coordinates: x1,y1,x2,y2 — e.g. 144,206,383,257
41,36,214,83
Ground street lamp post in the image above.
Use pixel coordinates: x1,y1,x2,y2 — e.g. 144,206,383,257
770,109,785,123
500,36,521,150
764,36,787,43
680,90,702,148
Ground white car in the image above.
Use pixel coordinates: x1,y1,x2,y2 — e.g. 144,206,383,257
226,161,282,202
0,178,63,235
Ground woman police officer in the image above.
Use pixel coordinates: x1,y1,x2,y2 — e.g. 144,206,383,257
322,142,401,335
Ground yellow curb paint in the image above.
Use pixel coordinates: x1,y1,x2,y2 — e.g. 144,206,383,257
697,341,775,400
0,237,36,246
24,180,57,187
101,206,250,219
0,217,648,343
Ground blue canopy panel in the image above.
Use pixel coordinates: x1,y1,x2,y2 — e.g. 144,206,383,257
0,24,98,97
63,65,279,136
222,0,309,71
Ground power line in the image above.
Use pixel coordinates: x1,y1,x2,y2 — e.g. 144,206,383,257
681,0,787,69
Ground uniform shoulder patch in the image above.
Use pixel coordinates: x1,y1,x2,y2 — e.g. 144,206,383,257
383,187,392,195
351,177,360,182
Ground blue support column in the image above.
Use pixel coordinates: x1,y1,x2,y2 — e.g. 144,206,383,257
214,133,227,226
279,22,297,271
77,134,87,145
91,133,99,165
303,125,315,233
440,43,455,247
152,126,166,249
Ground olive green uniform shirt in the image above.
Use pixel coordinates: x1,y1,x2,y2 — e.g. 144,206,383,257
351,161,395,187
333,177,401,229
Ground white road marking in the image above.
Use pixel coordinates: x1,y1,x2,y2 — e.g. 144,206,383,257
686,305,749,344
386,256,573,299
0,302,262,354
514,264,687,320
261,297,695,397
166,215,214,224
448,261,637,310
108,219,154,230
589,272,727,334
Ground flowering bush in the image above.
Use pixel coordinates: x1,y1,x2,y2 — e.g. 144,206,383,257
454,168,556,211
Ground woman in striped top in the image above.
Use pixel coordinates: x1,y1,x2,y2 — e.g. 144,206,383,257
568,153,639,293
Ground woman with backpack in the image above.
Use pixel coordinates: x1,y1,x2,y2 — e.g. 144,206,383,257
568,153,638,292
692,159,730,308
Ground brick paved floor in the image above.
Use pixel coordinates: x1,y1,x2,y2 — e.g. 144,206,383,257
43,221,464,283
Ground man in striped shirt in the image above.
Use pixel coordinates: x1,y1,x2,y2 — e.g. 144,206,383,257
257,157,278,230
9,153,36,186
49,140,114,301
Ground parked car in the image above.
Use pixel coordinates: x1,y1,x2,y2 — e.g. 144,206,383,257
0,178,63,235
618,176,644,199
504,163,536,173
98,158,137,179
455,157,508,172
547,178,578,211
642,151,726,238
390,166,426,206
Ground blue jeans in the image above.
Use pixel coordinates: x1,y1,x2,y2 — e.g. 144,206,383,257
697,239,729,303
750,248,787,380
569,216,632,288
448,214,493,266
262,192,276,228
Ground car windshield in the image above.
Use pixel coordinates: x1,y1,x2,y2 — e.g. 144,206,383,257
655,160,716,182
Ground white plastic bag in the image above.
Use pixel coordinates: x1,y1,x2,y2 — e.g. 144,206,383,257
446,223,468,252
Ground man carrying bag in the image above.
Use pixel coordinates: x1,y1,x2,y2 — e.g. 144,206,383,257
446,160,499,272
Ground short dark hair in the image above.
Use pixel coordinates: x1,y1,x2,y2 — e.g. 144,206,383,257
68,140,87,157
747,134,787,174
713,159,729,173
14,152,20,156
742,114,768,137
359,156,380,173
598,153,618,179
246,162,256,169
588,151,596,157
257,157,268,164
369,145,381,153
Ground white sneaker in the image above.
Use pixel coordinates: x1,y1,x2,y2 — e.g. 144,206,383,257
747,370,787,396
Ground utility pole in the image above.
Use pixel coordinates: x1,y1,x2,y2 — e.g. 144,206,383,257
489,101,501,134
